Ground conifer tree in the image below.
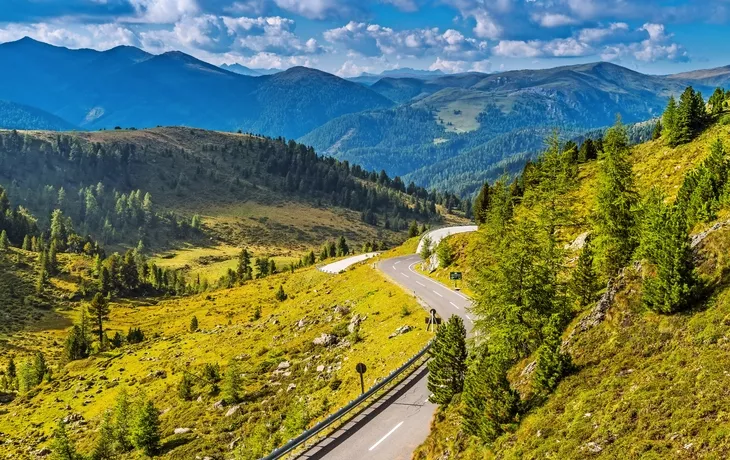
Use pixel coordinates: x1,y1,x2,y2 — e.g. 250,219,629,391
461,351,518,444
189,316,199,332
663,95,677,140
22,234,31,251
113,388,133,452
569,239,598,307
593,119,639,277
88,293,110,348
91,410,115,460
178,373,194,401
0,230,8,251
408,220,419,238
64,325,90,361
436,242,454,267
336,236,349,256
427,315,467,404
32,351,48,385
709,87,726,116
473,181,491,225
578,138,598,163
237,248,252,282
50,420,79,460
223,359,241,404
132,398,161,456
533,314,572,395
642,206,697,314
48,239,59,275
652,119,662,140
274,284,288,301
420,236,433,260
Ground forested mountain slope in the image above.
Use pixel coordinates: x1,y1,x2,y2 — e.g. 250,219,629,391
415,88,730,458
0,127,448,252
0,100,78,131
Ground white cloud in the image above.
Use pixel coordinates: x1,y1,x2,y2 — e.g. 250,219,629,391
470,59,491,72
577,22,629,43
324,21,487,59
492,40,542,58
272,0,358,20
0,22,140,50
336,59,373,77
128,0,199,23
429,57,467,73
532,13,579,28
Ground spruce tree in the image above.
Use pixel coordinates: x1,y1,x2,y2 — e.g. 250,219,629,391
533,314,572,395
189,316,199,332
88,293,110,349
663,95,677,141
473,181,491,225
50,420,79,460
178,373,194,401
64,325,90,361
223,359,241,404
461,351,518,444
420,236,433,260
651,119,662,140
709,87,726,116
0,230,8,250
336,236,349,256
569,239,598,307
132,398,161,456
436,242,454,267
91,410,116,460
593,119,639,278
113,388,133,452
22,234,31,251
408,220,419,238
642,206,697,314
275,285,287,301
237,248,252,282
427,315,467,405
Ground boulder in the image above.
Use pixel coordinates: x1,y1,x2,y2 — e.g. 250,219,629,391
174,428,192,435
334,305,350,316
277,361,291,370
348,314,364,334
316,365,325,372
212,400,225,410
389,325,412,339
313,333,338,347
225,405,240,417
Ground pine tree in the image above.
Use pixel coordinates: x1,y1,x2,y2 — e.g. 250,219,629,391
663,95,677,140
709,87,726,116
336,236,349,256
427,315,467,404
189,316,199,332
223,359,241,404
50,420,79,460
7,357,16,380
64,325,90,361
32,351,48,385
237,248,252,282
113,388,133,452
408,220,419,238
461,351,518,444
473,181,491,225
420,236,433,260
436,242,454,267
533,314,572,395
275,285,287,301
88,293,110,348
99,266,112,295
578,138,598,163
642,206,697,314
651,119,662,140
569,239,598,307
132,398,161,456
178,373,194,401
22,234,31,251
48,240,59,275
91,410,116,460
0,230,8,250
593,119,639,277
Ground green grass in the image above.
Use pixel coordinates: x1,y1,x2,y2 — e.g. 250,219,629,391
0,253,432,458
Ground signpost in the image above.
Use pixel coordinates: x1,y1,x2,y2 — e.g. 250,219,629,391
425,308,442,331
450,271,462,290
355,363,367,394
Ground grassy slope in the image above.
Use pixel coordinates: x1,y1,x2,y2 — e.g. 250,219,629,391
415,119,730,459
0,251,432,458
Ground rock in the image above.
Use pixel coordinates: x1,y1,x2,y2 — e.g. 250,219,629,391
277,361,291,370
229,437,240,451
334,305,350,316
174,427,192,435
583,441,602,453
212,400,225,410
287,383,296,392
389,325,412,339
691,219,730,250
313,333,338,347
225,405,240,417
297,318,307,329
566,231,590,251
196,396,203,403
62,413,84,426
316,365,325,372
348,314,365,334
34,448,51,457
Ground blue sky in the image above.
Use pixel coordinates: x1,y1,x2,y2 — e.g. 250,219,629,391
1,0,728,76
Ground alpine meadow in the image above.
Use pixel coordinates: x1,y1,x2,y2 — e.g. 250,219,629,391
4,2,730,460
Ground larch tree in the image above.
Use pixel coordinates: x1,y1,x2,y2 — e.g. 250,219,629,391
592,119,639,278
88,293,110,348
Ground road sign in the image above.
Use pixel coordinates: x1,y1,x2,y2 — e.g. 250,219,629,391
425,317,442,325
450,272,462,280
356,363,367,394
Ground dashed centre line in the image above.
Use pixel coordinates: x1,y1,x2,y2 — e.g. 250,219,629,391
449,301,460,309
400,272,410,278
416,281,425,287
432,290,443,297
369,421,404,451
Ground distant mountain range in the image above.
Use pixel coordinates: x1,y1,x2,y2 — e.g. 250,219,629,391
0,37,728,195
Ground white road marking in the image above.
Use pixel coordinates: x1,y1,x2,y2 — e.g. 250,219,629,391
466,315,472,320
400,272,410,278
416,281,425,287
449,301,460,309
369,421,404,451
432,290,443,298
394,261,401,266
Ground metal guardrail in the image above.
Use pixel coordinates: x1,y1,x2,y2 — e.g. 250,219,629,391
261,341,433,460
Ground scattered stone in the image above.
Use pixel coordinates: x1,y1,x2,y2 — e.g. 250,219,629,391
297,318,307,329
583,442,602,453
389,325,412,339
34,448,51,457
313,333,338,347
316,365,325,372
334,305,350,316
229,437,240,451
684,443,694,451
212,400,225,410
277,361,291,370
62,413,84,426
174,428,192,435
348,314,365,334
566,231,590,251
287,383,296,392
196,396,203,403
225,405,240,417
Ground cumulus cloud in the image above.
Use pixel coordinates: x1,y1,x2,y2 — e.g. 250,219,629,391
429,57,467,73
324,21,488,59
0,22,140,49
532,13,579,28
127,0,200,23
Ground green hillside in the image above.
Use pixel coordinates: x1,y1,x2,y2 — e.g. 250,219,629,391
0,100,78,131
415,90,730,459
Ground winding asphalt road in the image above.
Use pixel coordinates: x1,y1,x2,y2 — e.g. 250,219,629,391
298,254,473,460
